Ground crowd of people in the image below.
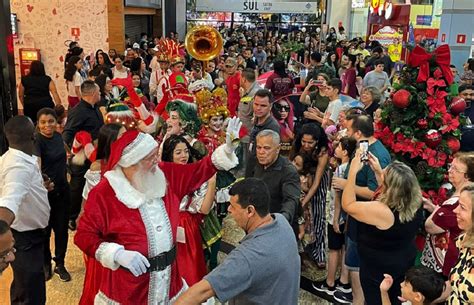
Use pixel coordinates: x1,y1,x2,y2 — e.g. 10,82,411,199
0,25,474,305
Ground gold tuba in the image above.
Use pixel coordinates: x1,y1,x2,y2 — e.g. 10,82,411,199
185,25,223,62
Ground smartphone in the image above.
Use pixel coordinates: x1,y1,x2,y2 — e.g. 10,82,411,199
314,80,324,87
360,140,369,162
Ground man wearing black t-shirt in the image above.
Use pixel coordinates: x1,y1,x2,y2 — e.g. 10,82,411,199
366,47,394,78
62,80,103,230
243,47,257,72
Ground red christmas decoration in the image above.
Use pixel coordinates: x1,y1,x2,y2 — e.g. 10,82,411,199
446,136,461,153
449,97,467,116
392,89,411,108
425,129,442,148
417,118,428,129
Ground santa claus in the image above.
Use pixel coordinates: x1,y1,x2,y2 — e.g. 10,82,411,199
74,118,241,305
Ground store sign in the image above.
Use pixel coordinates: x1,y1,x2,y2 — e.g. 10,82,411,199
352,0,365,8
369,26,403,62
196,0,319,14
11,14,18,39
416,15,432,26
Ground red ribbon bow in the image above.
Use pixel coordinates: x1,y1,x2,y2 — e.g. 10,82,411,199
408,45,454,85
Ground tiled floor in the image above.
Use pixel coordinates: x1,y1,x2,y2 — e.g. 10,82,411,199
0,216,331,304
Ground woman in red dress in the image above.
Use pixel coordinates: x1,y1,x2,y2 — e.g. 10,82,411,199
161,135,216,286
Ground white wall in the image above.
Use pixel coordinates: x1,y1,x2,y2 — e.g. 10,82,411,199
327,0,351,31
10,0,109,108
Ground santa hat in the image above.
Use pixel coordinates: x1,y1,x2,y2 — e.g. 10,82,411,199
106,130,158,172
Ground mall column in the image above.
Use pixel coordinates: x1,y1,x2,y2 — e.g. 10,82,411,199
437,0,474,71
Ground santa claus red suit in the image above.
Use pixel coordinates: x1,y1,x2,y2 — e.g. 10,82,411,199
74,120,240,304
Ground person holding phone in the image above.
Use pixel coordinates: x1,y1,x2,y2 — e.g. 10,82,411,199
300,73,330,126
331,114,391,304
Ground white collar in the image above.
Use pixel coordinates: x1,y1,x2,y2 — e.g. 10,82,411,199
104,167,147,209
8,148,37,165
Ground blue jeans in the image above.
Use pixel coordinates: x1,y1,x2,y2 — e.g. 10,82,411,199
344,236,360,271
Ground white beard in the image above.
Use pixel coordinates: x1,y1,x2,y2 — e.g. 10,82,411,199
132,165,167,200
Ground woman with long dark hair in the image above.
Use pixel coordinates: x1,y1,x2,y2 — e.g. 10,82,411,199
130,57,150,97
161,134,217,287
64,55,84,108
95,50,113,69
300,73,331,126
112,55,130,79
19,61,61,124
325,52,339,78
290,123,330,268
265,60,295,100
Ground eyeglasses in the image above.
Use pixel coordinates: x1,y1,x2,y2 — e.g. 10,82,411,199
0,248,16,263
225,64,234,68
448,163,467,174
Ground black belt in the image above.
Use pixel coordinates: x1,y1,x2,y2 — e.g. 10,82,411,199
147,245,176,272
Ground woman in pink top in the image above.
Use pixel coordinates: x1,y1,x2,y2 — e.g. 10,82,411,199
340,54,358,99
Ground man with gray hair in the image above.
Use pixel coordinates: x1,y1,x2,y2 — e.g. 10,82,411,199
62,80,104,230
251,129,300,224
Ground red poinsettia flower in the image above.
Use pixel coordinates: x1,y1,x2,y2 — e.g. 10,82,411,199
422,147,436,160
433,68,444,80
427,77,446,96
410,141,425,158
439,113,460,133
435,151,448,167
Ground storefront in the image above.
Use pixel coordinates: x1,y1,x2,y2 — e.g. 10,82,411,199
186,0,326,33
348,0,444,62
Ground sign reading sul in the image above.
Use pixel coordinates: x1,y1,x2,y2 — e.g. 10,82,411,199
196,0,318,14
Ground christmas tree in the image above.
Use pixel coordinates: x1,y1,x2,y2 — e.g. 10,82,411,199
375,45,467,205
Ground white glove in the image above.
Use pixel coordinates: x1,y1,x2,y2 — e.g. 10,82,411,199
114,249,150,277
225,117,242,154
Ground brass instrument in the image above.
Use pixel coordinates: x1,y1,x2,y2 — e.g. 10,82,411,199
185,25,223,62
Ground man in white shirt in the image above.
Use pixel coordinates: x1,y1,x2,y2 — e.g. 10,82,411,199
0,116,50,305
322,78,344,129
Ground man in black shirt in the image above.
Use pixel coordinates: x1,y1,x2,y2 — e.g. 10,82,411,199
62,80,103,230
251,129,300,224
245,89,280,177
366,46,394,78
243,47,257,71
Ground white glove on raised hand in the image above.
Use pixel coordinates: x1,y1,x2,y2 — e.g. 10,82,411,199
225,117,242,154
114,249,150,277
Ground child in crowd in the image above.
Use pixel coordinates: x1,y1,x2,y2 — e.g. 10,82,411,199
292,152,315,251
380,266,445,305
312,136,356,297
